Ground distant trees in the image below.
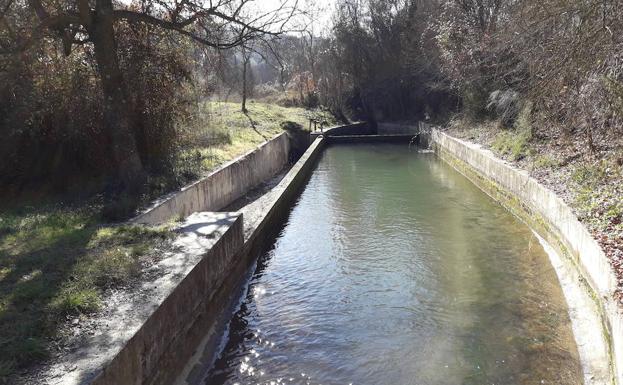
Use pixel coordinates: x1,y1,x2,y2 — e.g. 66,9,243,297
2,0,620,202
315,0,455,121
509,0,623,146
431,0,623,145
308,0,623,146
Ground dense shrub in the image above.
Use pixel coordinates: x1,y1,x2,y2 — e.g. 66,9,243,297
0,27,198,201
487,89,520,127
0,47,107,195
431,0,623,143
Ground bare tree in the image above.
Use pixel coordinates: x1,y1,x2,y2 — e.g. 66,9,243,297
241,43,251,112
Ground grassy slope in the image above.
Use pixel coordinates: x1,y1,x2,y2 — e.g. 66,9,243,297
179,101,334,172
0,101,335,382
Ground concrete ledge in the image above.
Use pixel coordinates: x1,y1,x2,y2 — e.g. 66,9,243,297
91,212,244,385
243,136,326,250
37,213,244,385
377,122,420,135
430,129,621,385
132,133,291,225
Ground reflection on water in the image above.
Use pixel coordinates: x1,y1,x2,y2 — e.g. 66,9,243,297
204,144,582,385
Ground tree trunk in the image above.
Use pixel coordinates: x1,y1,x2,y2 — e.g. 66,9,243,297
242,56,248,112
241,46,249,112
92,0,144,193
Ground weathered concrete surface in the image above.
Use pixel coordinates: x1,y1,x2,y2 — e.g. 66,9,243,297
430,129,619,385
176,137,327,385
36,212,243,385
132,133,291,224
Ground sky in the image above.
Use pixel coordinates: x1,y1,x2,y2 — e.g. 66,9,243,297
254,0,337,35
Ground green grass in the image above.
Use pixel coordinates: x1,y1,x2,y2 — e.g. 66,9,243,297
532,154,560,170
571,160,623,229
0,205,172,382
492,128,533,161
176,101,336,176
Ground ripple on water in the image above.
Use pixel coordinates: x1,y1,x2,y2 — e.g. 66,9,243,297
204,144,583,385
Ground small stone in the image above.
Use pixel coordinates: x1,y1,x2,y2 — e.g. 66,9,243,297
72,318,80,326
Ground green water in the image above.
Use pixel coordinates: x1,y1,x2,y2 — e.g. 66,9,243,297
205,144,582,385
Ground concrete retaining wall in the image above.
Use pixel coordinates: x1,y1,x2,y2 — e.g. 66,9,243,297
89,137,329,385
321,121,372,136
327,134,417,144
133,133,292,225
430,129,623,385
242,137,326,250
97,214,243,385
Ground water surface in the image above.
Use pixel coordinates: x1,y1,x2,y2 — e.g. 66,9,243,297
205,144,582,385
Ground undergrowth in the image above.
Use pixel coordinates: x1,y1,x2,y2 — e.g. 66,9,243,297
492,129,533,161
571,159,623,230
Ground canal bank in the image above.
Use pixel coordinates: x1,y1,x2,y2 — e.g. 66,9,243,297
23,129,327,385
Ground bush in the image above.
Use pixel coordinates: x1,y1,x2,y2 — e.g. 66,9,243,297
302,92,320,109
280,121,305,132
0,27,198,202
487,89,520,128
462,86,491,120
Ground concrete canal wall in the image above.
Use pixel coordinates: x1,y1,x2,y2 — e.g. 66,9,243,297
429,129,622,385
377,122,420,135
309,121,372,142
91,213,244,385
176,136,328,385
132,133,292,225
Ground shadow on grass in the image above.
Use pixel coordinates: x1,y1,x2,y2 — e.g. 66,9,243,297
0,206,172,383
243,109,270,142
0,219,95,381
